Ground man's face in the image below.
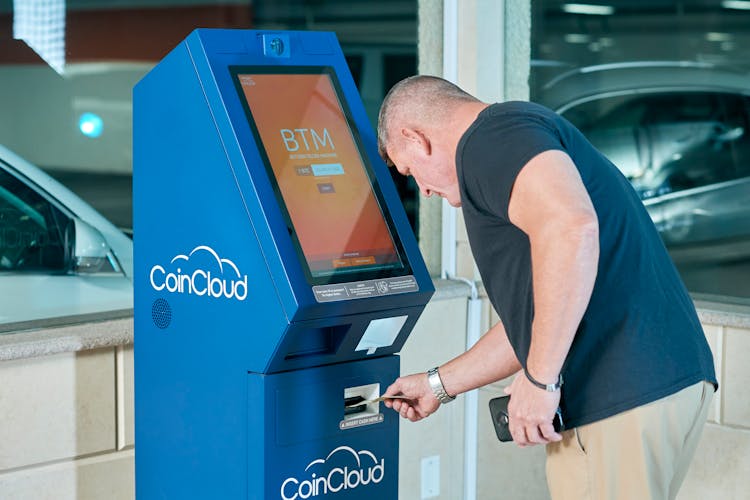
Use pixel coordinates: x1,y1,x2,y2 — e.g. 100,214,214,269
386,134,461,207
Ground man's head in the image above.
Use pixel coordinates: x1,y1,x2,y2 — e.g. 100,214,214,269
377,75,482,207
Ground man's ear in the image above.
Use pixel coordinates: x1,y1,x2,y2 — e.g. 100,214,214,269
400,127,432,156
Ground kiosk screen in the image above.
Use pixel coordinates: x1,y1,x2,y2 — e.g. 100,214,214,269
232,67,407,284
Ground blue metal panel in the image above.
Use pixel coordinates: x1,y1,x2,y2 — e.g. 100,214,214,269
134,38,289,371
134,41,287,498
248,357,400,500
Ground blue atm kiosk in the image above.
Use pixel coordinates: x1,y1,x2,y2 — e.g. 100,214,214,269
133,29,433,499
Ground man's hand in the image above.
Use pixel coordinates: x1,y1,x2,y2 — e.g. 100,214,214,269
383,373,441,422
504,372,563,446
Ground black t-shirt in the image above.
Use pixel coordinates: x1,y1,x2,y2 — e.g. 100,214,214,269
457,101,717,428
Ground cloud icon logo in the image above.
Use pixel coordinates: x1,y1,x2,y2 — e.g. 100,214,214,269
280,446,385,500
303,446,379,471
149,245,248,301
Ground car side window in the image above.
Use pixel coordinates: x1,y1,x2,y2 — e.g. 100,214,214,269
642,92,745,194
565,91,750,199
0,167,71,272
564,95,651,182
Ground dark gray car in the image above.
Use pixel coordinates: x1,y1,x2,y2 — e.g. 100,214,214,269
538,61,750,264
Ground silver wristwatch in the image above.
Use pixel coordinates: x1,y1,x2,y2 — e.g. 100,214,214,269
427,367,455,404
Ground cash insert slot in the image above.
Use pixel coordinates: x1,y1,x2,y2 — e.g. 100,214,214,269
343,383,379,419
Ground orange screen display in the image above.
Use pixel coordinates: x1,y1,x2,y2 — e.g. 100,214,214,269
236,70,402,278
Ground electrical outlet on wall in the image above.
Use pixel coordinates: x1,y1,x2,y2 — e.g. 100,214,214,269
421,455,440,498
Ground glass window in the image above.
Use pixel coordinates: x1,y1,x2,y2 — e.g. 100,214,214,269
566,91,750,197
0,2,416,326
0,1,417,235
0,167,71,272
532,0,750,302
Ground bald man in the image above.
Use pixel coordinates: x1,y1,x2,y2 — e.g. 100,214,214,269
379,75,716,500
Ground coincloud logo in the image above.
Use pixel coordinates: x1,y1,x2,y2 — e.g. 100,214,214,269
149,245,248,301
280,446,385,500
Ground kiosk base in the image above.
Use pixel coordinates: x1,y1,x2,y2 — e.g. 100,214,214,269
248,356,400,500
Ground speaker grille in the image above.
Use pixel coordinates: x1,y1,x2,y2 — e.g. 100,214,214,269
151,298,172,329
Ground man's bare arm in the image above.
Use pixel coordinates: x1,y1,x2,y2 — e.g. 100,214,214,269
383,319,521,422
438,318,521,396
504,148,599,445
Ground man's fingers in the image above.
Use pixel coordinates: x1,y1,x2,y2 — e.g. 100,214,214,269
406,406,422,422
384,380,402,397
509,422,526,446
392,401,423,422
401,405,422,422
400,404,411,419
539,422,562,442
510,417,561,446
384,373,439,422
384,380,404,409
409,407,417,420
515,422,562,446
390,399,404,412
524,424,546,445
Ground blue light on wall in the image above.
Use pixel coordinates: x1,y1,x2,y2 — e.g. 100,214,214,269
79,112,103,138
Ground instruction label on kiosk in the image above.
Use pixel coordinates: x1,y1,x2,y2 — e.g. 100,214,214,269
313,276,418,302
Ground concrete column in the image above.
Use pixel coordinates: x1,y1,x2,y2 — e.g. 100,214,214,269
417,0,445,277
417,0,530,280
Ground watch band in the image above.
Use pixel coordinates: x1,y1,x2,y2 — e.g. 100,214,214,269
524,368,563,392
427,367,455,404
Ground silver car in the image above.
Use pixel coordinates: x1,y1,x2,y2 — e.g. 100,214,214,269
0,144,133,328
538,61,750,263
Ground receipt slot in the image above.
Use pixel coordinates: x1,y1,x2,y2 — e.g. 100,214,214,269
133,29,433,499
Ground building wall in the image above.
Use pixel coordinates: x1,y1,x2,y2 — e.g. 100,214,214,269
0,345,134,499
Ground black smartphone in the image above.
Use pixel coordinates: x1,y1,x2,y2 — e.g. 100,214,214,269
488,395,565,442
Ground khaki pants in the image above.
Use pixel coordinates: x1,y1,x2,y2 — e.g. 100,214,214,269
546,381,713,500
